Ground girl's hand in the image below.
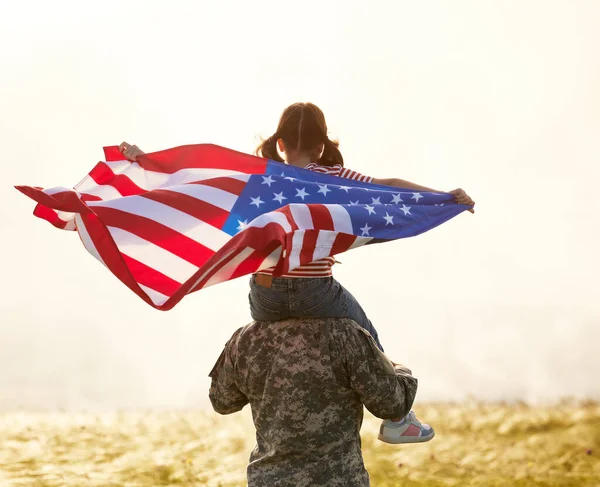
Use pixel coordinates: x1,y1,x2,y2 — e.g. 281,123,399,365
119,142,145,162
448,188,475,213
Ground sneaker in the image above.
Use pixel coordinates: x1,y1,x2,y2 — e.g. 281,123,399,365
378,411,435,444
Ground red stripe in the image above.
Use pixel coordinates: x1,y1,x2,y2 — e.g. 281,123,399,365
230,241,282,279
135,144,268,174
299,231,319,266
330,233,357,255
15,186,89,214
120,254,180,297
189,223,289,291
190,176,246,196
33,204,68,229
141,189,230,229
89,162,144,197
91,206,214,268
308,205,335,231
77,212,155,307
103,146,126,162
79,193,103,202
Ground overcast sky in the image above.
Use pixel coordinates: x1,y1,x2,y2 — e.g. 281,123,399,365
0,0,599,410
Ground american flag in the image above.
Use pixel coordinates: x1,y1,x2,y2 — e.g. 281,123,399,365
16,144,470,310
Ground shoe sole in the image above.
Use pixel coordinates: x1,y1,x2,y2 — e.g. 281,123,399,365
377,430,435,444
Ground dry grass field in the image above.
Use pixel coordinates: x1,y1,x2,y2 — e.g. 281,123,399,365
0,402,598,486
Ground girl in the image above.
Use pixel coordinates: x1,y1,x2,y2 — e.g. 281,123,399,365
119,103,474,444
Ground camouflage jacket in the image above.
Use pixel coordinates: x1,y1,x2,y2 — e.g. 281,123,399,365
209,317,418,487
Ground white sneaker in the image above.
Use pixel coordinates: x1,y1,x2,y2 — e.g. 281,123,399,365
378,411,435,444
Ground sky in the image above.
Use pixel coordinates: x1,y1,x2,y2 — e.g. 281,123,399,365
0,0,599,410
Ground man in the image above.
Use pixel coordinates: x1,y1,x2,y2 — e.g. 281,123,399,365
209,317,420,487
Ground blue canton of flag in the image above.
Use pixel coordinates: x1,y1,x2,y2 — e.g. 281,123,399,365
223,159,465,241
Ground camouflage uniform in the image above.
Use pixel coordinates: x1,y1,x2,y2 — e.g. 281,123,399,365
209,317,418,487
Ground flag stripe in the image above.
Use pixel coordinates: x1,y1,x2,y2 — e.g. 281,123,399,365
142,189,230,230
88,195,231,252
165,183,238,211
90,206,215,267
290,204,314,230
121,254,181,297
135,144,268,174
107,226,198,284
308,205,335,231
75,214,106,266
89,162,144,196
326,204,353,234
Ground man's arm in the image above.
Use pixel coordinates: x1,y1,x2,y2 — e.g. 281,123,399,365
208,331,249,415
341,325,418,420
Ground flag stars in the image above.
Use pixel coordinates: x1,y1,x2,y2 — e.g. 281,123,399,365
273,191,287,204
261,175,275,187
371,196,381,205
383,212,394,226
250,196,264,207
391,193,403,204
411,192,423,202
360,223,372,236
317,184,331,196
364,204,376,215
295,187,309,200
281,172,296,182
338,185,351,193
349,200,360,206
400,204,412,215
236,219,249,231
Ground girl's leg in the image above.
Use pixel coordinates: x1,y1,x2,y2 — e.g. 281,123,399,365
291,277,384,351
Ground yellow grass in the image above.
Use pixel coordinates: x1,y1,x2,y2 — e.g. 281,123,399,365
0,402,599,486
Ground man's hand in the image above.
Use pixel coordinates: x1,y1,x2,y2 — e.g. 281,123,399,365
448,188,475,213
119,142,145,162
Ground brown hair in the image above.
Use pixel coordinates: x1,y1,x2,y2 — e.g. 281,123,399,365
255,102,344,167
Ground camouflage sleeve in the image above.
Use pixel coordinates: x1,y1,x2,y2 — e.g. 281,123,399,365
208,330,248,415
341,325,418,419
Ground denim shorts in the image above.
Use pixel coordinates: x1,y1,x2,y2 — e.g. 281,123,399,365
248,275,383,351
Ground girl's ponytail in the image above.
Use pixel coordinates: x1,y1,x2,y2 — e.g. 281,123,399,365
318,137,344,167
255,134,284,162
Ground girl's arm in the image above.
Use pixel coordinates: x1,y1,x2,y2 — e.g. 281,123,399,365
372,177,475,211
372,177,438,192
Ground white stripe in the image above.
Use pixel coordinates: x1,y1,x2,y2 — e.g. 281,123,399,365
166,183,237,211
77,181,123,201
349,236,372,248
44,186,74,196
56,210,76,223
204,247,256,287
75,215,106,267
108,227,198,283
88,196,230,252
326,205,353,234
190,248,237,291
256,246,283,272
288,231,304,270
247,211,292,233
138,284,169,306
312,231,338,262
103,161,250,190
290,204,314,230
